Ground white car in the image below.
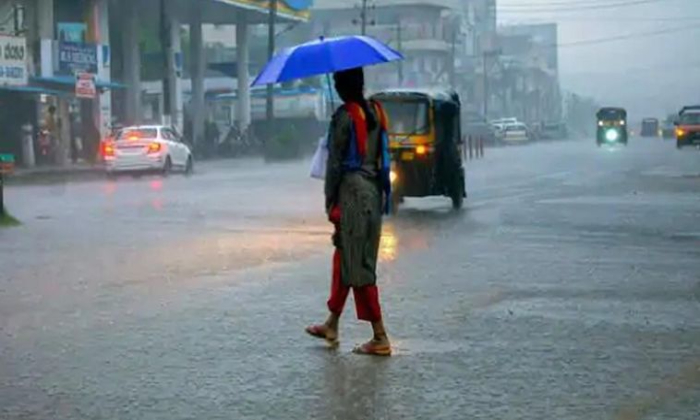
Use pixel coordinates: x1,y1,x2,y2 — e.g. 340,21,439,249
490,118,518,132
104,125,193,175
500,123,530,144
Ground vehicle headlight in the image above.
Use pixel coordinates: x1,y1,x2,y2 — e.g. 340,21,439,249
598,121,604,127
605,129,619,142
619,120,625,126
390,170,398,184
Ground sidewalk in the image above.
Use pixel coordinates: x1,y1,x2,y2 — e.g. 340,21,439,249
7,162,106,184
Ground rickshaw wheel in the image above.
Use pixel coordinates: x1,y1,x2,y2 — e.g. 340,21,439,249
451,192,463,210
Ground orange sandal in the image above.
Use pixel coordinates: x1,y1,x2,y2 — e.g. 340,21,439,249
352,340,392,356
305,325,339,346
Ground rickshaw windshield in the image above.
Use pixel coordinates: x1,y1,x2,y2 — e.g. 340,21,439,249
597,109,626,122
381,100,430,135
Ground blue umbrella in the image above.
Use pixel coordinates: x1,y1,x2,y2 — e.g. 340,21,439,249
252,35,403,87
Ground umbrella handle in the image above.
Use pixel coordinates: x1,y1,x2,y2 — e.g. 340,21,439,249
326,73,335,115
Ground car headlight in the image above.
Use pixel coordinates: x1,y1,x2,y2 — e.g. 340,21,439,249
619,120,625,126
605,129,619,142
598,121,604,127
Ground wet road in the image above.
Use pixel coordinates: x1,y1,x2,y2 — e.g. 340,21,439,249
2,138,699,420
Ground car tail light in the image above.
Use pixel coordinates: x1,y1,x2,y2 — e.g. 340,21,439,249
102,142,115,158
147,142,162,154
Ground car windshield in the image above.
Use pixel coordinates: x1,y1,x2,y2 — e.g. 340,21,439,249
380,100,429,134
679,112,700,124
117,128,158,140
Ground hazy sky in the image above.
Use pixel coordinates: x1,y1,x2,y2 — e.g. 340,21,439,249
498,0,700,119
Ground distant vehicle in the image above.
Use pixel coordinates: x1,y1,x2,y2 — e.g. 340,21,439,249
500,122,530,144
641,118,659,137
490,117,518,132
596,107,628,146
104,125,194,175
675,105,700,149
540,122,568,140
463,111,496,145
661,114,676,139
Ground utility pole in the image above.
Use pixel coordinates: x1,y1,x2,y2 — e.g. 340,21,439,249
352,0,374,36
160,0,172,125
450,26,457,89
397,22,403,85
361,0,368,35
266,0,277,126
482,49,500,118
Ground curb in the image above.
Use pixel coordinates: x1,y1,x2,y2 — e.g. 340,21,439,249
6,167,106,185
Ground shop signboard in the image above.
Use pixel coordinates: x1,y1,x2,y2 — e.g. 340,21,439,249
58,41,98,75
75,72,97,99
216,0,311,19
0,154,14,174
58,22,87,43
0,35,28,86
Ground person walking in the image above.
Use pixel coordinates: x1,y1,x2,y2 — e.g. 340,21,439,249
305,67,393,356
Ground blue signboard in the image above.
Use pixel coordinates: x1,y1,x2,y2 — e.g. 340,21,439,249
58,42,98,75
57,23,87,43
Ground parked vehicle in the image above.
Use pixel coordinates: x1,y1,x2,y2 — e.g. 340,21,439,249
463,111,496,146
540,122,568,140
103,125,194,176
500,122,530,144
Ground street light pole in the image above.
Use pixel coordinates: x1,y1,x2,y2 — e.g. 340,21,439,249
483,51,488,118
266,0,277,126
160,0,172,125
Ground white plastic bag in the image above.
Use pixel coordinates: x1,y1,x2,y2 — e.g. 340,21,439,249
309,135,328,180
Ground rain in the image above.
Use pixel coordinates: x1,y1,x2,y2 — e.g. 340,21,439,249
1,1,699,419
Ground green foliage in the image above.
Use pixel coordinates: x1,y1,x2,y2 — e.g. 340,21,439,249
0,209,20,227
264,124,301,161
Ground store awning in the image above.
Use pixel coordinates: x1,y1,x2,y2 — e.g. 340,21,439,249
30,76,127,90
0,84,66,96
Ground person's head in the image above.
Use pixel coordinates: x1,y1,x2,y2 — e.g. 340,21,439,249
48,105,56,115
333,67,365,104
333,67,376,130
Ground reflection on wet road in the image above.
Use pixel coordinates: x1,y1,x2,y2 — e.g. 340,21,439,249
1,139,699,419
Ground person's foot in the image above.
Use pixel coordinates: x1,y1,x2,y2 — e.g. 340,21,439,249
352,335,392,356
305,324,339,346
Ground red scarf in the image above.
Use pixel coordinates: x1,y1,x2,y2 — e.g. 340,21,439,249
344,101,389,158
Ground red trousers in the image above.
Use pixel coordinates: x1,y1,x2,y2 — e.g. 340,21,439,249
327,248,382,322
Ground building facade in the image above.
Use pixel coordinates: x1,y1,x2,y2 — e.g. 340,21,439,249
496,23,562,125
309,0,465,90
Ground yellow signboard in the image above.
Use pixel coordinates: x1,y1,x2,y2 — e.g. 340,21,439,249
217,0,312,20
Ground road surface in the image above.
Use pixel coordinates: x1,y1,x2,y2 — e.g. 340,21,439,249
1,138,699,420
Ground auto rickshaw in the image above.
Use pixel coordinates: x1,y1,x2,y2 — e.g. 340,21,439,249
371,89,466,212
596,107,628,146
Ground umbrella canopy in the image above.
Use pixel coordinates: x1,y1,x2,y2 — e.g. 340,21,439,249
252,35,403,87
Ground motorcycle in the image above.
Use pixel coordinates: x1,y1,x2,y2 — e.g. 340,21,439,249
37,130,54,164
